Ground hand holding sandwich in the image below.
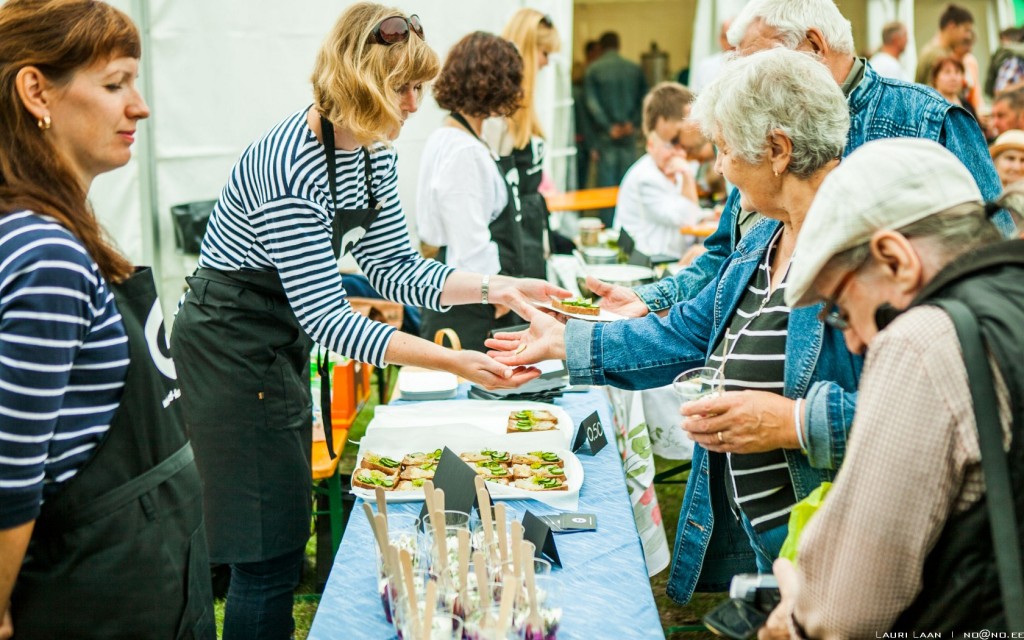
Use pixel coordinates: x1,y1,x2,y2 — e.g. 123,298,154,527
585,276,649,318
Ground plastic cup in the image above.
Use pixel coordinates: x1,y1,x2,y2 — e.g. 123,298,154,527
464,604,525,640
375,514,421,622
421,510,471,576
672,366,723,403
521,576,562,640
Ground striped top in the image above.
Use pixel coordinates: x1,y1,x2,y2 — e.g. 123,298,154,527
0,211,128,528
708,239,797,532
198,108,454,367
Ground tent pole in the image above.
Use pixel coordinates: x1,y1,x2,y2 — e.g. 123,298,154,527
132,0,164,287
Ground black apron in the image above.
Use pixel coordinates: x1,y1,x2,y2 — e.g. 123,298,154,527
170,116,381,563
12,267,215,639
419,114,527,352
508,137,549,279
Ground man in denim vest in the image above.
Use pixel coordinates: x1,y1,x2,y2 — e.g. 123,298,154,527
592,0,1012,321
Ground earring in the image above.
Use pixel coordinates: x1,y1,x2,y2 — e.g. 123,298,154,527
37,115,51,130
773,169,779,177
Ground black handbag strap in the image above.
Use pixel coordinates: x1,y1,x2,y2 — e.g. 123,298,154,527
934,298,1024,629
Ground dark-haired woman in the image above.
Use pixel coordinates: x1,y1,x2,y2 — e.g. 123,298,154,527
0,0,213,637
416,31,529,351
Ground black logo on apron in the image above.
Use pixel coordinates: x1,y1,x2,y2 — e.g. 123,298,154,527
321,115,382,259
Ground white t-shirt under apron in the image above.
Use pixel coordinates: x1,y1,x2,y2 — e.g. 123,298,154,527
416,126,508,274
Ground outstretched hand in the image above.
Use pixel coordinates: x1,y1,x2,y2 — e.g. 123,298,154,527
489,277,571,319
451,349,541,390
586,276,649,318
484,303,566,366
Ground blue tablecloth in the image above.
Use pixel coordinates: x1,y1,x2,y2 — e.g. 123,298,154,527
308,387,665,640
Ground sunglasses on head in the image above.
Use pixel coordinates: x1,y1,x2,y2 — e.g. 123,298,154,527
367,14,424,46
539,14,554,28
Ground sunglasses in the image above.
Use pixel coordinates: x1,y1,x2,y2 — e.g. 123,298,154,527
540,14,554,28
367,15,424,46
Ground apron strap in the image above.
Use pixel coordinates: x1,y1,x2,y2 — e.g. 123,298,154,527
37,443,195,532
316,349,336,459
320,114,338,206
320,114,378,259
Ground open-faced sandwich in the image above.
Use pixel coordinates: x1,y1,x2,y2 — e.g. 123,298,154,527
513,475,569,491
507,409,559,433
402,449,442,466
460,449,511,464
472,460,513,480
511,463,567,479
395,477,428,491
360,450,403,473
551,296,600,317
511,451,563,467
353,468,398,490
399,462,437,481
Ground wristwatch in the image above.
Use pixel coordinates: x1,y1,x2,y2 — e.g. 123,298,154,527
481,274,490,305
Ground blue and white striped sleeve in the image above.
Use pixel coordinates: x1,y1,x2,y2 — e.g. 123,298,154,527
353,149,454,307
253,196,400,367
0,225,98,527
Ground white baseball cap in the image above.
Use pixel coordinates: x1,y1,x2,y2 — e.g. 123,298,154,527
786,138,983,308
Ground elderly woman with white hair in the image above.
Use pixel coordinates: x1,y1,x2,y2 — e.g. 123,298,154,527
487,47,863,603
760,138,1024,638
589,0,1010,319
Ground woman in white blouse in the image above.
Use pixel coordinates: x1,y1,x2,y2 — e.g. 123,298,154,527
417,31,532,351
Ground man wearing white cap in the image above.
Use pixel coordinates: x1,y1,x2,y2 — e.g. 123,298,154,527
758,138,1024,638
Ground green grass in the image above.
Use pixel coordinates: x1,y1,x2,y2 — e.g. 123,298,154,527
213,370,724,638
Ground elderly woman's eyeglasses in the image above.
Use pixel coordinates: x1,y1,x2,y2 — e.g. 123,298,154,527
367,15,424,46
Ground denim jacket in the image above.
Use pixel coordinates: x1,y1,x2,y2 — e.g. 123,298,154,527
637,62,1013,312
565,217,863,604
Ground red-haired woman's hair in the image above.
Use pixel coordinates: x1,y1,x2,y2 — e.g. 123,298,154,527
0,0,140,283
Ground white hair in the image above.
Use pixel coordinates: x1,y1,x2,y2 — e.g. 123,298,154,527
692,47,849,179
728,0,855,55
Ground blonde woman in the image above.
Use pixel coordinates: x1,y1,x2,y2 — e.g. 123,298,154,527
484,8,567,273
169,4,563,637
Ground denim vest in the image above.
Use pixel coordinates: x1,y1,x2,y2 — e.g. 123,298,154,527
637,62,1012,313
564,218,863,603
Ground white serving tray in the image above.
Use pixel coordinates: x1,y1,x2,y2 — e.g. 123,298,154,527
352,424,583,510
369,400,575,448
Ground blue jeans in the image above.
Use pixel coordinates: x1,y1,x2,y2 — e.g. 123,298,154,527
222,547,305,640
738,512,789,573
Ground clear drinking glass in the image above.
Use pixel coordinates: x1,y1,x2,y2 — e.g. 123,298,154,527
671,366,724,403
394,606,464,640
520,575,562,640
420,510,471,578
375,513,421,623
464,604,526,640
497,557,552,584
